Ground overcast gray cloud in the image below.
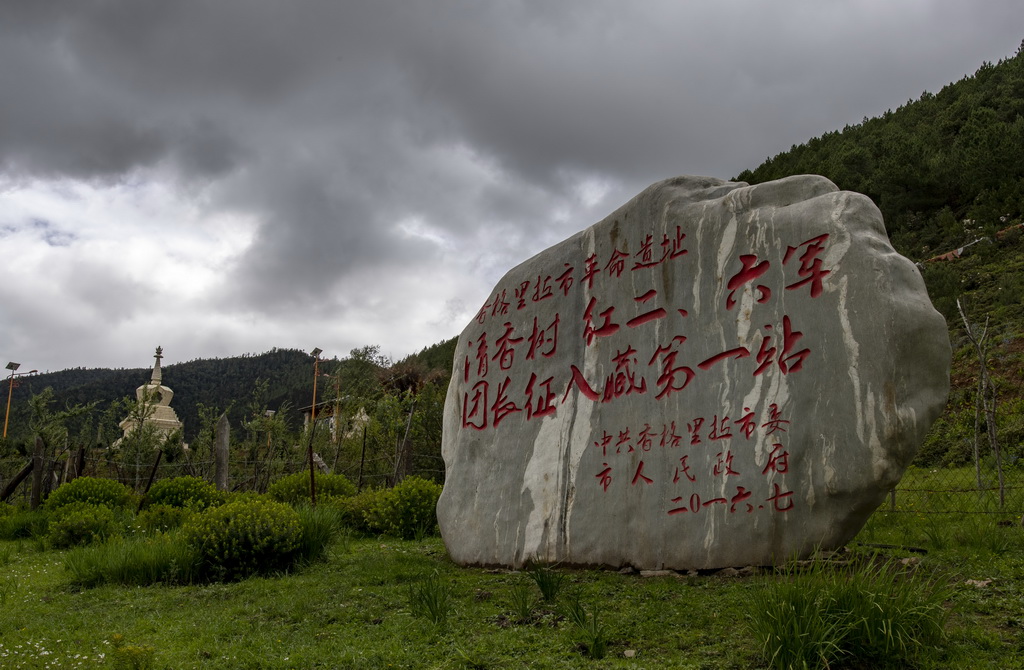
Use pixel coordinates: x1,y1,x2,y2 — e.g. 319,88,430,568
0,0,1020,371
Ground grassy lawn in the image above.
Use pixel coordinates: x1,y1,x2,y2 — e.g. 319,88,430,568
1,505,1023,670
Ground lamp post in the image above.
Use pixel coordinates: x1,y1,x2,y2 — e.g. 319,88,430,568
308,347,322,506
264,409,276,453
4,362,38,439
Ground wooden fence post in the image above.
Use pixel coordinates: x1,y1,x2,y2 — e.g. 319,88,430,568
214,413,230,491
30,436,45,509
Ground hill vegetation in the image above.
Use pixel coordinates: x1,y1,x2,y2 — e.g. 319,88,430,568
737,41,1024,263
737,42,1024,469
3,341,457,447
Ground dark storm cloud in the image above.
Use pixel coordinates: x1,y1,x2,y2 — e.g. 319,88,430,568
0,0,1021,369
32,219,77,247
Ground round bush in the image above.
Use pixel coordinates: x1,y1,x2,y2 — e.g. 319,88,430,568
331,488,388,535
181,498,302,581
49,503,117,548
366,477,443,539
136,504,194,534
45,477,133,512
144,476,223,510
268,471,356,505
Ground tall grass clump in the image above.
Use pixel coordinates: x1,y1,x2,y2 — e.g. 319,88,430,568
563,594,608,659
64,534,198,587
507,581,538,622
952,518,1016,554
0,508,48,540
527,563,565,603
295,504,347,564
407,571,454,627
749,556,950,669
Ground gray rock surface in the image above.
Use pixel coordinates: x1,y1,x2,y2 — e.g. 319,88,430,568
438,175,950,570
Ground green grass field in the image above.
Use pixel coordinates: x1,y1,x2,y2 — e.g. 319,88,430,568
1,504,1022,670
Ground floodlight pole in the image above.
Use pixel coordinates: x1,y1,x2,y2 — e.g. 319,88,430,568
4,363,35,439
308,347,322,506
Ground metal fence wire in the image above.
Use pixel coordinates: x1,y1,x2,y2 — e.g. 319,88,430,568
885,460,1023,516
0,450,446,507
1,454,1020,516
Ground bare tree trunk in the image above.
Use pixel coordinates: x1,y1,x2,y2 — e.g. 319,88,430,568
30,436,45,510
957,299,1004,506
393,399,416,486
357,426,367,491
983,374,1004,506
214,413,230,492
139,449,164,511
1,460,33,502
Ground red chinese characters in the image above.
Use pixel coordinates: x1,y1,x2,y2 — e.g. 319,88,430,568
726,254,771,310
587,406,798,517
784,234,830,298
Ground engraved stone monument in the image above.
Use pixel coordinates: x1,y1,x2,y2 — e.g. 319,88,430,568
437,175,950,570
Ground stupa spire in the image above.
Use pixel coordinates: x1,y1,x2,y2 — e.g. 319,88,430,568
151,346,163,385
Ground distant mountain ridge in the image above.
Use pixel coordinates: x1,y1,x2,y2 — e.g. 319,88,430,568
4,341,458,446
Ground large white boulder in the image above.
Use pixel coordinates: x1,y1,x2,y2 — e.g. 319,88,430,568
438,175,950,570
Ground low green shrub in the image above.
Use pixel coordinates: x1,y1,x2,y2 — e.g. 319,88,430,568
268,471,356,505
144,476,223,510
0,503,15,519
331,488,387,534
364,477,442,540
111,639,157,670
181,498,302,581
48,503,118,549
45,476,133,512
221,491,264,504
136,504,194,534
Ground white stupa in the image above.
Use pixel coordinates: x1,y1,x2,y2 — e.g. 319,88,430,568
117,346,184,441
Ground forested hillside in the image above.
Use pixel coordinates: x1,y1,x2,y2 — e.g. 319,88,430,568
2,343,457,450
737,42,1024,467
737,42,1024,262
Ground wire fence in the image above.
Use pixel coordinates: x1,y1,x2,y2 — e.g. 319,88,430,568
0,449,446,508
2,453,1021,517
884,460,1024,516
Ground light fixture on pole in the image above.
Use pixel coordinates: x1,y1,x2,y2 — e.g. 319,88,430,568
4,362,38,439
308,347,323,506
264,409,276,452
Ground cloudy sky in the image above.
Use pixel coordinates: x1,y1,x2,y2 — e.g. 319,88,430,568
0,1,1020,372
